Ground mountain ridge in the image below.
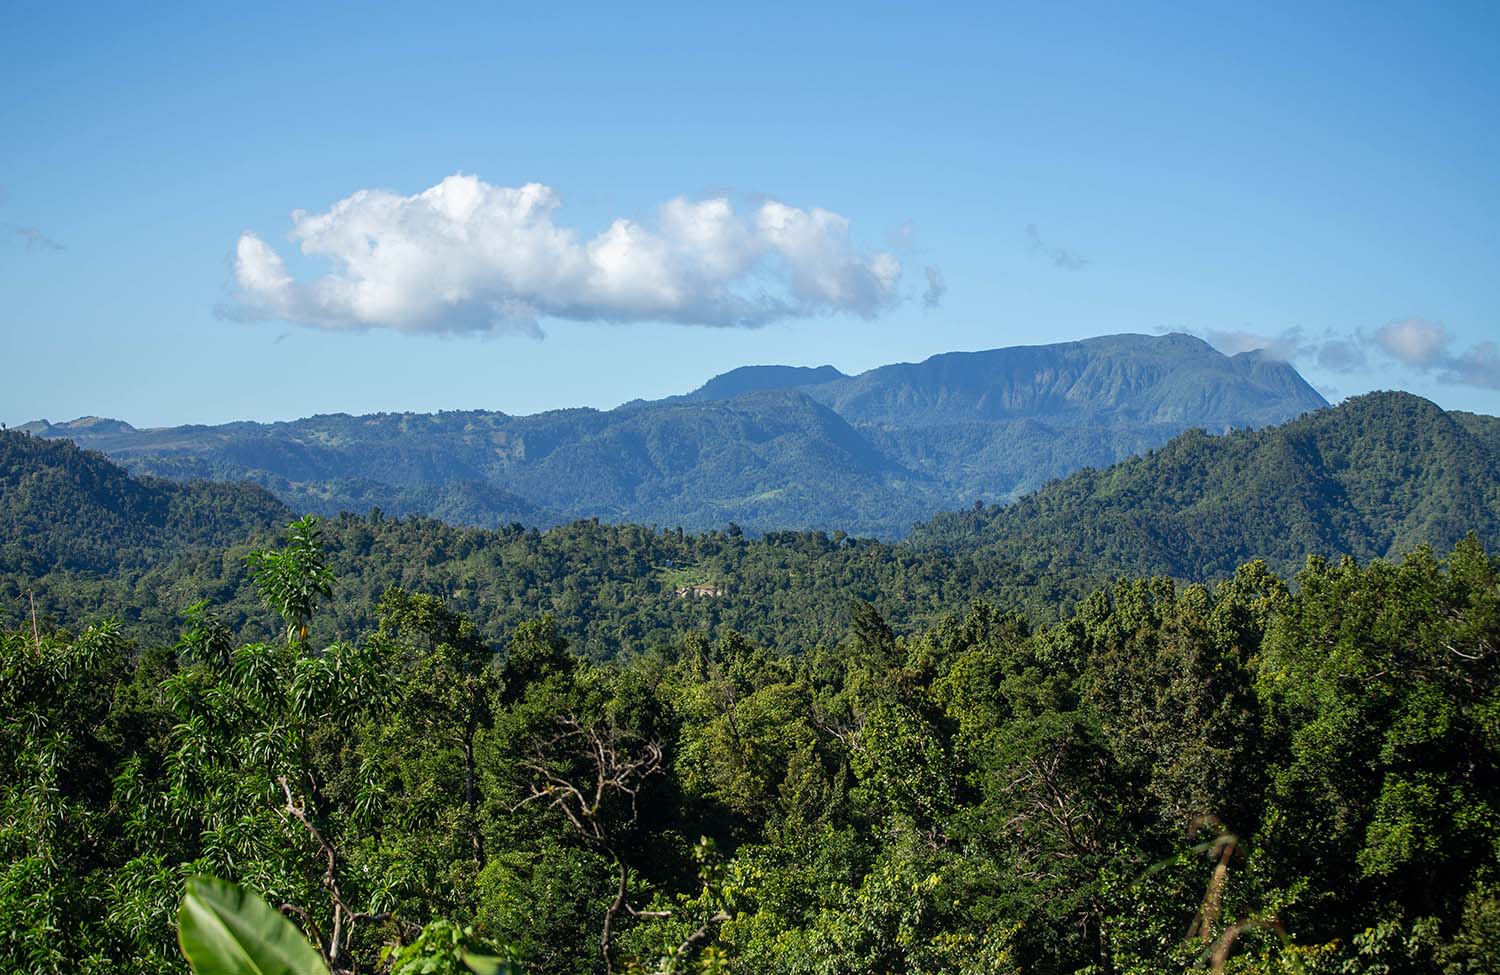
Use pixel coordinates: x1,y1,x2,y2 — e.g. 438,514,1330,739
907,389,1500,579
19,332,1328,537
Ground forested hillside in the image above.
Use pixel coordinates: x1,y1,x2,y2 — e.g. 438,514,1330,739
5,389,1499,659
2,510,1080,665
4,517,1496,973
911,391,1500,580
4,390,1500,974
20,333,1326,537
0,432,289,576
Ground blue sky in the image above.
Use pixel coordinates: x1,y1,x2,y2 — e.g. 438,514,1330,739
3,1,1497,426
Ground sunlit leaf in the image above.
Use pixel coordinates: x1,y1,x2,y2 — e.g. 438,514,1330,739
177,875,329,975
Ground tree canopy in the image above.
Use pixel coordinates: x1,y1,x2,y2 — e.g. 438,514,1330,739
2,518,1496,973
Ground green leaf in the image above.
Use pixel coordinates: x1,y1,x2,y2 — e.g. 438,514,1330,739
178,875,330,975
462,952,521,975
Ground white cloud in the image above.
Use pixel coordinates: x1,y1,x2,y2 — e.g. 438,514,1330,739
1203,327,1304,361
1202,326,1365,373
1201,318,1500,392
224,175,903,335
1374,317,1448,368
1374,318,1500,390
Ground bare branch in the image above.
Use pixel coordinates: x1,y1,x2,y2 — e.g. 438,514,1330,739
1445,642,1485,661
510,715,665,973
277,775,385,970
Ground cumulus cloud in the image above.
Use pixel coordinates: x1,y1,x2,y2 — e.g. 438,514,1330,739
1025,223,1088,270
1374,317,1500,390
223,175,904,335
1374,317,1448,368
922,266,946,309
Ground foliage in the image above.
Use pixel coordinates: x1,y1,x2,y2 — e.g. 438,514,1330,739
2,517,1498,973
385,918,518,975
912,391,1500,582
246,516,334,645
177,875,330,975
2,463,1085,662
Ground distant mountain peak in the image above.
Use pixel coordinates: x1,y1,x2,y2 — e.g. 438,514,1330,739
684,364,848,402
17,416,137,435
18,331,1334,537
802,331,1327,429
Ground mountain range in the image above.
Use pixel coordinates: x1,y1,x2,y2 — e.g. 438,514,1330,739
18,333,1327,537
6,385,1497,655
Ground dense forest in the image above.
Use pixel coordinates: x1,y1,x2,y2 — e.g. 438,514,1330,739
6,389,1498,662
4,389,1500,973
911,392,1500,580
0,426,1081,657
3,515,1497,973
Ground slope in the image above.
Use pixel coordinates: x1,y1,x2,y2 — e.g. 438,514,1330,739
908,391,1500,579
0,430,290,575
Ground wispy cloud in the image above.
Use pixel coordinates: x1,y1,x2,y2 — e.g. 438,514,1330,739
1374,317,1447,368
1313,337,1368,373
7,224,64,252
1200,318,1500,391
1202,326,1366,373
1201,327,1304,361
223,174,905,336
922,266,946,310
1,189,64,252
1025,223,1089,270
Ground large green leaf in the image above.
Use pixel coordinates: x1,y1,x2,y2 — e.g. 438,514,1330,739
178,875,331,975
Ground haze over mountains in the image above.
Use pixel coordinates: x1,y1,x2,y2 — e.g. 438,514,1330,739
20,333,1327,537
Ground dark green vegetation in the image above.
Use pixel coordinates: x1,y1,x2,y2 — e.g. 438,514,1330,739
0,429,289,576
3,513,1498,974
1,428,1077,657
911,391,1500,581
6,390,1497,663
4,382,1500,973
19,333,1326,537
